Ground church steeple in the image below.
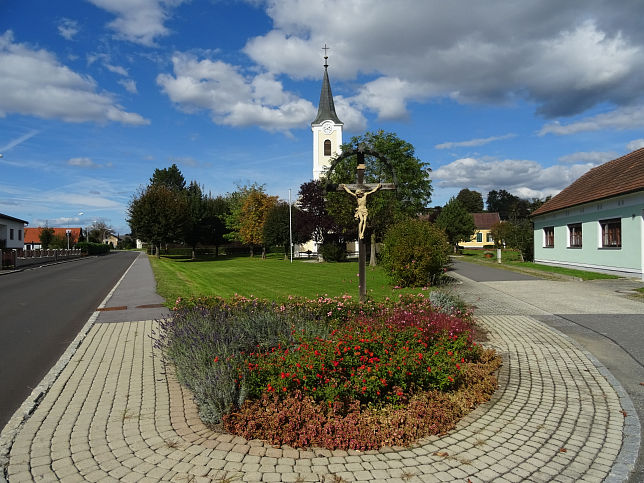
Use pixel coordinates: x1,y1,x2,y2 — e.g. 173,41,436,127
312,52,342,126
312,45,343,180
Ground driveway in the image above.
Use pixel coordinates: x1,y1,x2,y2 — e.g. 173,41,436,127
449,259,644,482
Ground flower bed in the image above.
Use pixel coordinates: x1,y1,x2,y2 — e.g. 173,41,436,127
156,293,500,450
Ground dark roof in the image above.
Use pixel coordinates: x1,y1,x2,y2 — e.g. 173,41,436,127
532,148,644,216
0,212,28,224
311,66,343,126
472,212,500,229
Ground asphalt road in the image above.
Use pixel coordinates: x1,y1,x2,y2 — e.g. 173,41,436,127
0,251,138,430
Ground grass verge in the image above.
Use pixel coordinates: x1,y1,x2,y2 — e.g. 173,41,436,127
149,254,438,303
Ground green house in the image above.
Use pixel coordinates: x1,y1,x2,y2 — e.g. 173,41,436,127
532,148,644,279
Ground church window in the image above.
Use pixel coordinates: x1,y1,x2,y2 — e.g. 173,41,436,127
324,139,331,156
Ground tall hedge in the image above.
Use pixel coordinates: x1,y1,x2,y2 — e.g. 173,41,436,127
381,219,450,287
77,242,111,255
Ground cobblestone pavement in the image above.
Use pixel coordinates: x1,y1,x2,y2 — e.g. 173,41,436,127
1,310,632,482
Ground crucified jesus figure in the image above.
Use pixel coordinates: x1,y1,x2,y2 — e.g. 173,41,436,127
341,183,382,239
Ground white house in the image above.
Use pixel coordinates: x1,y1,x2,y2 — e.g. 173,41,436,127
532,148,644,279
0,213,28,249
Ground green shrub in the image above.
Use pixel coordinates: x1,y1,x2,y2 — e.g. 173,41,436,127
77,241,110,255
381,219,450,287
319,240,347,262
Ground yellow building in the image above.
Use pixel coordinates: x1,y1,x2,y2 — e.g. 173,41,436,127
459,212,500,249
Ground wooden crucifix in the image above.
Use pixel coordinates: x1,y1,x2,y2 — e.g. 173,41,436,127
336,147,396,301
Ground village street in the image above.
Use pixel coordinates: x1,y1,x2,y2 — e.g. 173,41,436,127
0,252,139,430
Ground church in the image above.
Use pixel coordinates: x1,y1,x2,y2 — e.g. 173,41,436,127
311,49,343,180
298,50,345,258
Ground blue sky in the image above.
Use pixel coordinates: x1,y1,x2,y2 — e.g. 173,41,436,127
2,0,644,235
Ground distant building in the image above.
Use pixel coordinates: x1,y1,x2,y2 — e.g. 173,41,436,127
460,213,501,249
24,227,82,250
0,213,28,249
532,148,644,278
104,233,120,247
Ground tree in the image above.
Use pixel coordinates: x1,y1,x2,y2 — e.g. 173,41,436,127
263,202,310,259
238,190,278,258
39,226,55,249
325,130,433,262
456,188,484,213
486,189,520,220
150,164,186,192
490,220,534,261
183,181,205,259
297,180,337,245
87,220,113,243
127,184,187,257
223,183,265,244
328,132,432,232
201,194,230,256
435,198,476,251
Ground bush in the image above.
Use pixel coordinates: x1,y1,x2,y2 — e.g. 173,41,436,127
156,300,331,424
319,239,346,262
381,219,450,287
77,241,110,255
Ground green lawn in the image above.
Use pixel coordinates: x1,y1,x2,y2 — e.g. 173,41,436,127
149,254,429,304
460,249,619,280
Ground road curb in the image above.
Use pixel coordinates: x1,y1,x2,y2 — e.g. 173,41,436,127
0,253,139,481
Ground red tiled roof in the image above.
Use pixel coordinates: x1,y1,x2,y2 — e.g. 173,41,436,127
24,227,82,244
471,212,500,229
532,148,644,216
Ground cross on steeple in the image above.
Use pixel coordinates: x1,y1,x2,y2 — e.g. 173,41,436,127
322,43,329,67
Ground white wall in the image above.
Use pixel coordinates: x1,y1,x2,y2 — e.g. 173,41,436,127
0,218,26,249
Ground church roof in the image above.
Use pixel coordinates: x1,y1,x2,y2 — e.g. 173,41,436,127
532,148,644,216
312,66,343,126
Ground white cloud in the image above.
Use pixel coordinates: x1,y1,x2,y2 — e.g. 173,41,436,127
433,156,596,199
557,151,617,164
105,63,128,76
242,1,644,121
87,0,185,46
0,31,149,125
67,157,98,168
627,138,644,151
539,105,644,135
118,79,138,93
157,52,318,132
435,134,516,150
57,18,79,40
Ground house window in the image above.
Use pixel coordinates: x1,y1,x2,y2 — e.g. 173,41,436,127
476,232,482,243
486,233,493,243
324,139,331,156
543,226,554,247
18,229,22,241
600,218,621,248
568,223,582,248
9,228,14,240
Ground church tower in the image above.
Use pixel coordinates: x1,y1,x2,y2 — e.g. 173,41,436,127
312,46,343,180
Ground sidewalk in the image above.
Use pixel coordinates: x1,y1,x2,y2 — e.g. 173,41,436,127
1,257,640,482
